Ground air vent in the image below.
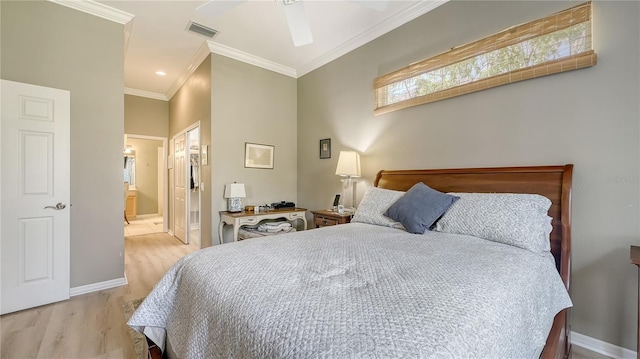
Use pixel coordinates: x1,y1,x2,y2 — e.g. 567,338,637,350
186,21,218,39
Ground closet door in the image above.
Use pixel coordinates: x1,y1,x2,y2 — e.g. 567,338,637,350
173,133,187,243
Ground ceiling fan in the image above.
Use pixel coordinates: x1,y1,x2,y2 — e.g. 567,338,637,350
196,0,389,47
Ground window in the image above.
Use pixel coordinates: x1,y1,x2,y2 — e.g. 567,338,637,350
374,2,596,115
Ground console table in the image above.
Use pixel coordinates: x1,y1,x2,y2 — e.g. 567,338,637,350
219,208,307,244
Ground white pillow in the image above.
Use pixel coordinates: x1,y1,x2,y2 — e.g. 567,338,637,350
434,193,553,253
351,187,406,230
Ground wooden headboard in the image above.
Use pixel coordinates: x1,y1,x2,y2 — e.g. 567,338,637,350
374,165,574,358
374,164,573,290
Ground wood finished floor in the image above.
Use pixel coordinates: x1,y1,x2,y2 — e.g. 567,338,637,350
0,232,611,359
0,232,199,359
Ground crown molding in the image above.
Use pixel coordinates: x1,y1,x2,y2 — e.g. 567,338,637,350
297,0,448,77
164,42,213,100
124,88,168,101
207,41,298,78
51,0,445,95
123,18,134,57
200,1,447,79
48,0,134,25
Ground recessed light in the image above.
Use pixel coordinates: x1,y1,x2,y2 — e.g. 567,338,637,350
155,71,166,76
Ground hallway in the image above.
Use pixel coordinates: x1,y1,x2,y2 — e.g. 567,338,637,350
124,215,163,237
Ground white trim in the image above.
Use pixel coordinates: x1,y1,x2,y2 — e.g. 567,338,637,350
174,121,201,136
165,42,212,100
51,0,445,92
206,41,297,78
70,277,127,297
298,0,448,77
124,18,134,57
124,88,168,101
47,0,134,25
204,1,447,79
572,331,637,359
125,134,167,141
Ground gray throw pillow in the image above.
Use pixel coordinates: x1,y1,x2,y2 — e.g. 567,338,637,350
384,183,459,234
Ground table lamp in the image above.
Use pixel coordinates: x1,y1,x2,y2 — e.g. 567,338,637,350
224,182,246,212
335,151,361,211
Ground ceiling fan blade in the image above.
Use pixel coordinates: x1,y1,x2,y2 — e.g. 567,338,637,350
346,0,389,11
196,0,245,18
282,1,313,47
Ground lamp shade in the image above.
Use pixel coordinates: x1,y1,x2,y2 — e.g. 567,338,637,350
335,151,361,177
224,183,246,198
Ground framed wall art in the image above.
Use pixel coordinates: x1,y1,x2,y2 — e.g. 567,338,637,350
245,142,274,169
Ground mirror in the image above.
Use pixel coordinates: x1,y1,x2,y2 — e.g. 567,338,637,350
124,151,136,187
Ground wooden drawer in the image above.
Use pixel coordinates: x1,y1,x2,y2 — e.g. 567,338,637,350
238,217,258,226
287,212,305,220
315,216,339,227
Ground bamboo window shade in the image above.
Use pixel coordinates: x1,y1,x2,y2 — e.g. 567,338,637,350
374,2,597,116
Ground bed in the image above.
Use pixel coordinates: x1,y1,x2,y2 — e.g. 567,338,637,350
129,164,573,359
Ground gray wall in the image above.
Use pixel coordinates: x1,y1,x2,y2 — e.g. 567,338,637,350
125,94,169,138
1,1,126,287
169,55,212,247
211,54,298,244
297,1,640,350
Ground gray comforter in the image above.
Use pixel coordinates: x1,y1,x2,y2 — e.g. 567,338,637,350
129,223,572,359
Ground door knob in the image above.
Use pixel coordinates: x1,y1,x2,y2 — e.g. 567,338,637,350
44,202,66,210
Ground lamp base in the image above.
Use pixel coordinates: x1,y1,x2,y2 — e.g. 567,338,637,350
228,197,243,212
340,177,357,210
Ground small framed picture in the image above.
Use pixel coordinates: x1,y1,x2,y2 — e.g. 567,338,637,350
245,142,274,169
319,138,331,159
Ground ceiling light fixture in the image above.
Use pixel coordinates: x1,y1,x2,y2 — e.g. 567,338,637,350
155,71,167,76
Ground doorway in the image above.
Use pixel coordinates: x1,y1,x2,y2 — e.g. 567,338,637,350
171,124,201,247
124,134,168,236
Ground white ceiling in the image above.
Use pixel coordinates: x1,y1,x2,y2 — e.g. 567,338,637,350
54,0,447,100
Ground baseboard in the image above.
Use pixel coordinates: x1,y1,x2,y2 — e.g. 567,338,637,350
572,331,637,359
70,276,128,297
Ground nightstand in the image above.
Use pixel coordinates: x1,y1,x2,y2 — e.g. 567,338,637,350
311,209,352,228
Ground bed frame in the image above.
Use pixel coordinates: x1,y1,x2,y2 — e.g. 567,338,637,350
147,164,573,359
374,164,573,359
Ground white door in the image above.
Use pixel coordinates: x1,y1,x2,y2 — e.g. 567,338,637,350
1,80,70,314
173,133,187,243
186,127,201,247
